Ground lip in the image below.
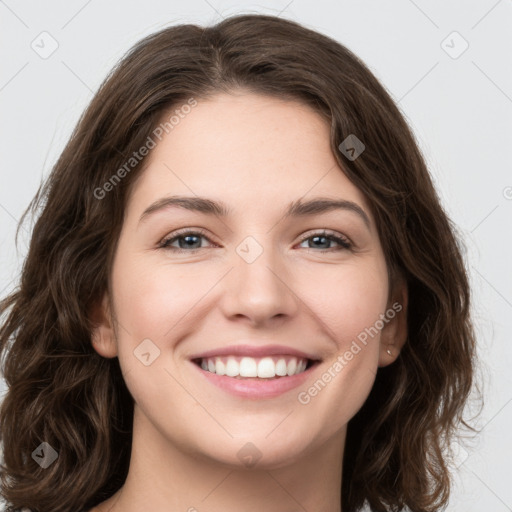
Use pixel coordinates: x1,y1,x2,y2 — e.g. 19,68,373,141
188,343,321,399
190,361,320,400
194,365,317,399
188,344,319,361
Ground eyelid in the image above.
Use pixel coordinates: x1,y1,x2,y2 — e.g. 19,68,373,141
158,227,354,252
296,229,352,248
158,227,215,248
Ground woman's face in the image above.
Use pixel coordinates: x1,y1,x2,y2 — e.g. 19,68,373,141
92,91,406,469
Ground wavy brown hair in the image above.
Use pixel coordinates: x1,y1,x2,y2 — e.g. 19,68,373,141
0,13,480,512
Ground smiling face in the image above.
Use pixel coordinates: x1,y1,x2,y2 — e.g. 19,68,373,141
91,91,407,471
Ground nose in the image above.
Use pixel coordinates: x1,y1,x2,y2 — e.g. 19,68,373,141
219,239,299,327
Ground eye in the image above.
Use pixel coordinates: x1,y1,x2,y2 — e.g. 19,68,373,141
158,228,215,253
296,230,352,251
158,228,352,254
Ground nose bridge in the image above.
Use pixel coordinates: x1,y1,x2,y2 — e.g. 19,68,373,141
221,233,298,323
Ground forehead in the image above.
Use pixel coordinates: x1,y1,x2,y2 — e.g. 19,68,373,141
125,92,372,222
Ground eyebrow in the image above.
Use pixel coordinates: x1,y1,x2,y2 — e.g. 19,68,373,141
138,195,371,229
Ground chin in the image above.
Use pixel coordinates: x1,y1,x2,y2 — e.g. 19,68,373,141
189,431,318,471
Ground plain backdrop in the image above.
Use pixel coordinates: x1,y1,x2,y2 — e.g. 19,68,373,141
1,1,511,511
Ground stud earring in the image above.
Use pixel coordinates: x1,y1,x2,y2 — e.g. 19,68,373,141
386,348,392,356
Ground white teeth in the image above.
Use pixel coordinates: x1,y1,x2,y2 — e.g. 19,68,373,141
215,358,226,376
257,357,275,378
199,355,309,378
275,358,287,376
286,358,297,376
239,357,258,377
225,357,239,377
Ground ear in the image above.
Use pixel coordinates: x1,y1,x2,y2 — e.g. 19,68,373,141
378,274,408,367
90,292,118,359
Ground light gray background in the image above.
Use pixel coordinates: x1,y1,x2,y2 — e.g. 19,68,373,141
0,1,511,511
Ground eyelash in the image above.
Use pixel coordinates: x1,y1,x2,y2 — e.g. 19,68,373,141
158,228,353,253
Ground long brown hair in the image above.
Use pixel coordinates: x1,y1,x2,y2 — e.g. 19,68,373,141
0,13,480,512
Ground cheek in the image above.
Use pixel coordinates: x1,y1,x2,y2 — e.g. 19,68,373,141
301,260,389,349
111,251,210,341
291,266,388,443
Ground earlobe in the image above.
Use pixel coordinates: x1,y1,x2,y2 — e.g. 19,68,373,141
378,276,408,367
90,293,118,359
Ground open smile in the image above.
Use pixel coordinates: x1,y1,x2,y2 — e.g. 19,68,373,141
189,345,322,399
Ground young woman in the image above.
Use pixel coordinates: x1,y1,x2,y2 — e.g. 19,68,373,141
0,13,479,512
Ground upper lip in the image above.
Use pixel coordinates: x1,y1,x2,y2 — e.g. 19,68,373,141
189,344,320,361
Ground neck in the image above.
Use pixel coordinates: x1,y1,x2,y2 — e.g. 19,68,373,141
95,405,346,512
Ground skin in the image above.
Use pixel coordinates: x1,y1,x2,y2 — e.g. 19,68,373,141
90,91,407,512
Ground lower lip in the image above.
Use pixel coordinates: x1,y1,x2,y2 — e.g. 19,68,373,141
191,361,318,399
